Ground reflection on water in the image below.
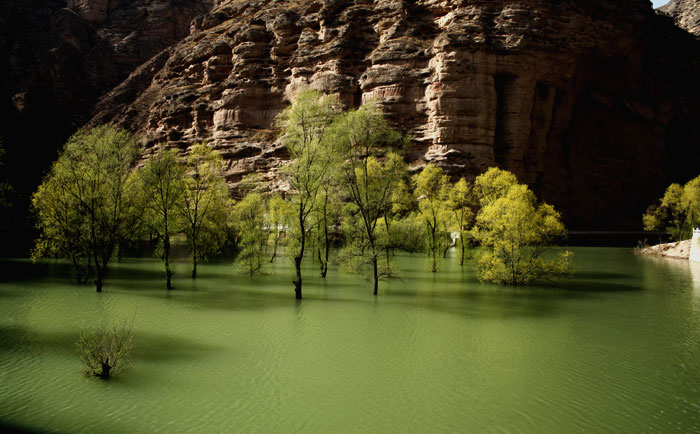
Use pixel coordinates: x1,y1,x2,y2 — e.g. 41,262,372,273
0,248,699,434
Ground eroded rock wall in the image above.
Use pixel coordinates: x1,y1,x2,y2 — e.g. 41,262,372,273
659,0,700,36
90,0,700,229
0,0,215,210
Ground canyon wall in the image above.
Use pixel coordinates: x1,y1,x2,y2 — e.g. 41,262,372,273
90,0,700,228
660,0,700,35
0,0,215,213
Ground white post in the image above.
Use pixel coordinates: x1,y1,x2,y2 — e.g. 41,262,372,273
690,228,700,263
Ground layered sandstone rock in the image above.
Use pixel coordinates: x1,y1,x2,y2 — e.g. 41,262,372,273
659,0,700,36
91,0,700,229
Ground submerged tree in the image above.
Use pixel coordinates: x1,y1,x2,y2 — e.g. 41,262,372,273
334,102,406,295
447,178,475,266
278,90,340,299
310,182,342,278
472,168,572,285
413,164,452,272
179,143,231,278
77,321,133,379
137,146,185,289
266,194,293,263
644,176,700,241
32,126,141,291
233,193,267,275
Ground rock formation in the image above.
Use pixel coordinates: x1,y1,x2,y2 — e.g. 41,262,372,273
89,0,700,229
659,0,700,36
0,0,215,212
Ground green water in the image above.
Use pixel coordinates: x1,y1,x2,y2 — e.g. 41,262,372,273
0,248,698,433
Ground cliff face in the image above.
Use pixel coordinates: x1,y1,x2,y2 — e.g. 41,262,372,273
660,0,700,35
0,0,214,210
90,0,700,229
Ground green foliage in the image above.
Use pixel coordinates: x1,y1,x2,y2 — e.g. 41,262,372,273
180,143,232,278
473,167,519,206
333,101,407,294
413,164,452,272
136,146,186,289
277,90,341,298
266,194,293,263
643,176,700,241
32,125,141,291
233,193,266,275
472,169,572,286
310,183,342,277
447,178,475,265
388,213,425,253
77,321,133,379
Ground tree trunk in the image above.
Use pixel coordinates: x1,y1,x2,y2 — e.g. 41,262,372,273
98,362,111,379
372,256,379,296
293,207,305,299
294,255,303,300
191,240,197,279
164,234,173,290
95,274,103,293
460,238,465,266
94,260,104,292
270,235,279,263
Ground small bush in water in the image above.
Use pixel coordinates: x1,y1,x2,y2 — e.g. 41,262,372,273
77,322,133,379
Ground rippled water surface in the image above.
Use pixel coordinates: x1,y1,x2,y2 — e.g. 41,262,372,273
0,248,699,433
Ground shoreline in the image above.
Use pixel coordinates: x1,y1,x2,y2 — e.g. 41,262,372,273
639,239,691,260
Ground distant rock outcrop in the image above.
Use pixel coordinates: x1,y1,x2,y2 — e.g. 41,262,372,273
659,0,700,36
90,0,700,229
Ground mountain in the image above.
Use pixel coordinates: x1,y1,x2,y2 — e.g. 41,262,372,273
659,0,700,35
0,0,214,211
2,0,700,230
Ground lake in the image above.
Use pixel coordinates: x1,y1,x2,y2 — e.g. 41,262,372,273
0,248,698,433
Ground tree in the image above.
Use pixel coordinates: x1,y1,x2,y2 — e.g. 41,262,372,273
447,178,475,266
77,321,133,379
233,193,266,275
643,175,700,241
473,167,519,206
179,143,232,278
472,169,572,286
32,126,141,292
266,194,293,263
278,90,340,299
137,146,185,289
334,102,406,295
310,182,342,278
32,178,93,283
413,164,452,272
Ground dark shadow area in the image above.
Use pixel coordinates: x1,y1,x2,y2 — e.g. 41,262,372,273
556,280,642,293
0,421,49,434
0,324,219,364
569,272,630,280
130,330,220,363
0,324,76,354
